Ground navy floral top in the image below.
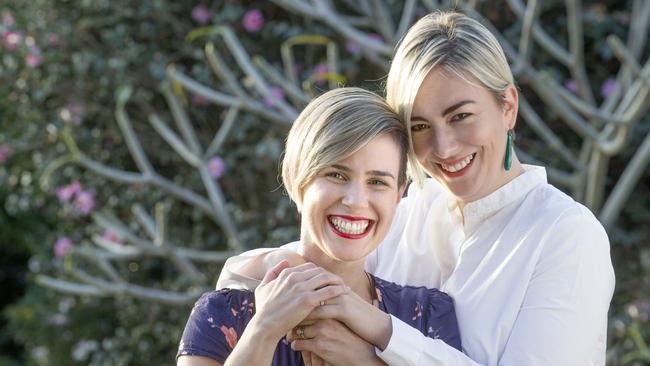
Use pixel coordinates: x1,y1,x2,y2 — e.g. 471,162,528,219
177,274,461,365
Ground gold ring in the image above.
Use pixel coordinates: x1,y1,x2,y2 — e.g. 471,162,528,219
297,326,305,339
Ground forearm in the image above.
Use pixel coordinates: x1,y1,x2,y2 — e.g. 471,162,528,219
224,318,279,366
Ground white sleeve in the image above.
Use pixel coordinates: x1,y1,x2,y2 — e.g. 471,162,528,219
215,242,300,290
377,209,614,366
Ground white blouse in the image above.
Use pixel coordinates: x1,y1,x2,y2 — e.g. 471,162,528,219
216,165,615,366
368,165,615,365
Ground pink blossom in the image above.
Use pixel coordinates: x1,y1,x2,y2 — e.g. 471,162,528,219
368,33,383,44
0,144,13,164
56,180,81,203
191,94,208,106
47,33,60,46
345,40,362,55
600,77,617,99
564,79,577,93
242,9,264,32
191,4,213,25
2,11,15,26
26,53,40,68
73,190,95,215
264,86,285,107
54,237,73,258
2,31,22,51
207,156,225,179
101,230,122,245
313,64,329,85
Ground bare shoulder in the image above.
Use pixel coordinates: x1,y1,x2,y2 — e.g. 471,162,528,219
238,248,307,280
177,355,222,366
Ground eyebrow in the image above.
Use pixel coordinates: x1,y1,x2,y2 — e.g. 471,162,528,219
411,99,475,121
331,164,396,180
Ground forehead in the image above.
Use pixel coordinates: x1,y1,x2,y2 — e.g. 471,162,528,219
412,68,491,116
335,134,401,170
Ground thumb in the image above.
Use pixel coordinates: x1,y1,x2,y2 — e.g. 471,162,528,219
261,259,290,285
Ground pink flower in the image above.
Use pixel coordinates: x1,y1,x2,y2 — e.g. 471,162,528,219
47,33,60,47
191,94,208,106
2,11,15,27
26,53,40,68
219,325,238,349
2,31,22,51
264,86,285,107
368,33,383,44
600,77,616,99
191,4,213,25
56,180,81,203
54,237,73,258
313,64,329,86
101,230,122,245
73,190,95,215
207,156,225,179
564,79,577,93
0,144,13,164
242,9,264,32
345,40,362,55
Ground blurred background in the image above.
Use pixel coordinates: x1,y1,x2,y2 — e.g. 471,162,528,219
1,0,649,365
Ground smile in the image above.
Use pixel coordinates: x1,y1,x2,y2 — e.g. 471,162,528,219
440,153,476,175
327,215,374,239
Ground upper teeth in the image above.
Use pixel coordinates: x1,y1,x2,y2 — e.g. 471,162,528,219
330,217,369,235
441,154,474,173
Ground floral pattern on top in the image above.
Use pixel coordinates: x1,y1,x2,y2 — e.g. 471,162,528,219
176,274,461,365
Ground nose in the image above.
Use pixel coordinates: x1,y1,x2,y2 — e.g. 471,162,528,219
341,182,369,210
429,126,458,160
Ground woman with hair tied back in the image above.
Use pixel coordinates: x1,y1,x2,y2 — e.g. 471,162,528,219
212,11,615,366
176,87,461,366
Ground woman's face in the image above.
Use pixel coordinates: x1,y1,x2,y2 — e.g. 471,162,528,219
300,134,404,264
410,68,518,203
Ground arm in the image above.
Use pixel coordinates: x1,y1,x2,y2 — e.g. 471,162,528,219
215,244,303,290
377,209,614,366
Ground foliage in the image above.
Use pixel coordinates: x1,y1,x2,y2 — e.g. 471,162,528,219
0,0,648,365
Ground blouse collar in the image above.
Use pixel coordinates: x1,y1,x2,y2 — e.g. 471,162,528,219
452,165,547,235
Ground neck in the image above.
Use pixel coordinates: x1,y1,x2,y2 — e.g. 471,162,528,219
297,241,373,302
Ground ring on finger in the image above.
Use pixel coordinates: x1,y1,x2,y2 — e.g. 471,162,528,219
320,300,326,306
297,326,306,339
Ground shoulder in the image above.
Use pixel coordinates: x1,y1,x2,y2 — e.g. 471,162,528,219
192,289,256,323
373,275,461,350
373,275,455,319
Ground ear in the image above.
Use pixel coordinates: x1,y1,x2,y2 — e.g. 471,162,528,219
502,84,519,130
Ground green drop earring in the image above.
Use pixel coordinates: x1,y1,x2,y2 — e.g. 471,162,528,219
504,130,513,171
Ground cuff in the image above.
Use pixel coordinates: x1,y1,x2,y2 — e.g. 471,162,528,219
375,315,425,365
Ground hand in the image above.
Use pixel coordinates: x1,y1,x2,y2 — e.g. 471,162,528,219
303,289,393,350
289,319,387,366
251,260,349,340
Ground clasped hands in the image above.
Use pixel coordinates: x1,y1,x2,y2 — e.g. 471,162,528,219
253,260,387,366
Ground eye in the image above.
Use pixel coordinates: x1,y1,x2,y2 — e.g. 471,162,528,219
451,112,471,122
325,171,346,181
410,122,429,132
368,178,388,186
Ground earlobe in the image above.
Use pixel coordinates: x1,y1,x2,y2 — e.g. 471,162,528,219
503,85,519,129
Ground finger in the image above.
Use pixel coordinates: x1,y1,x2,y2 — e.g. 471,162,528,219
301,351,312,366
304,302,341,321
291,339,313,352
277,263,322,283
307,284,348,307
303,271,345,291
260,259,290,285
311,352,324,366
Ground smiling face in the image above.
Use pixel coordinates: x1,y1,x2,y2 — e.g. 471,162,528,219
299,134,404,265
410,68,519,204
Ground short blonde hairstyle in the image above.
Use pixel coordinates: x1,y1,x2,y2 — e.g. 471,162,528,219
282,87,408,209
386,11,514,184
